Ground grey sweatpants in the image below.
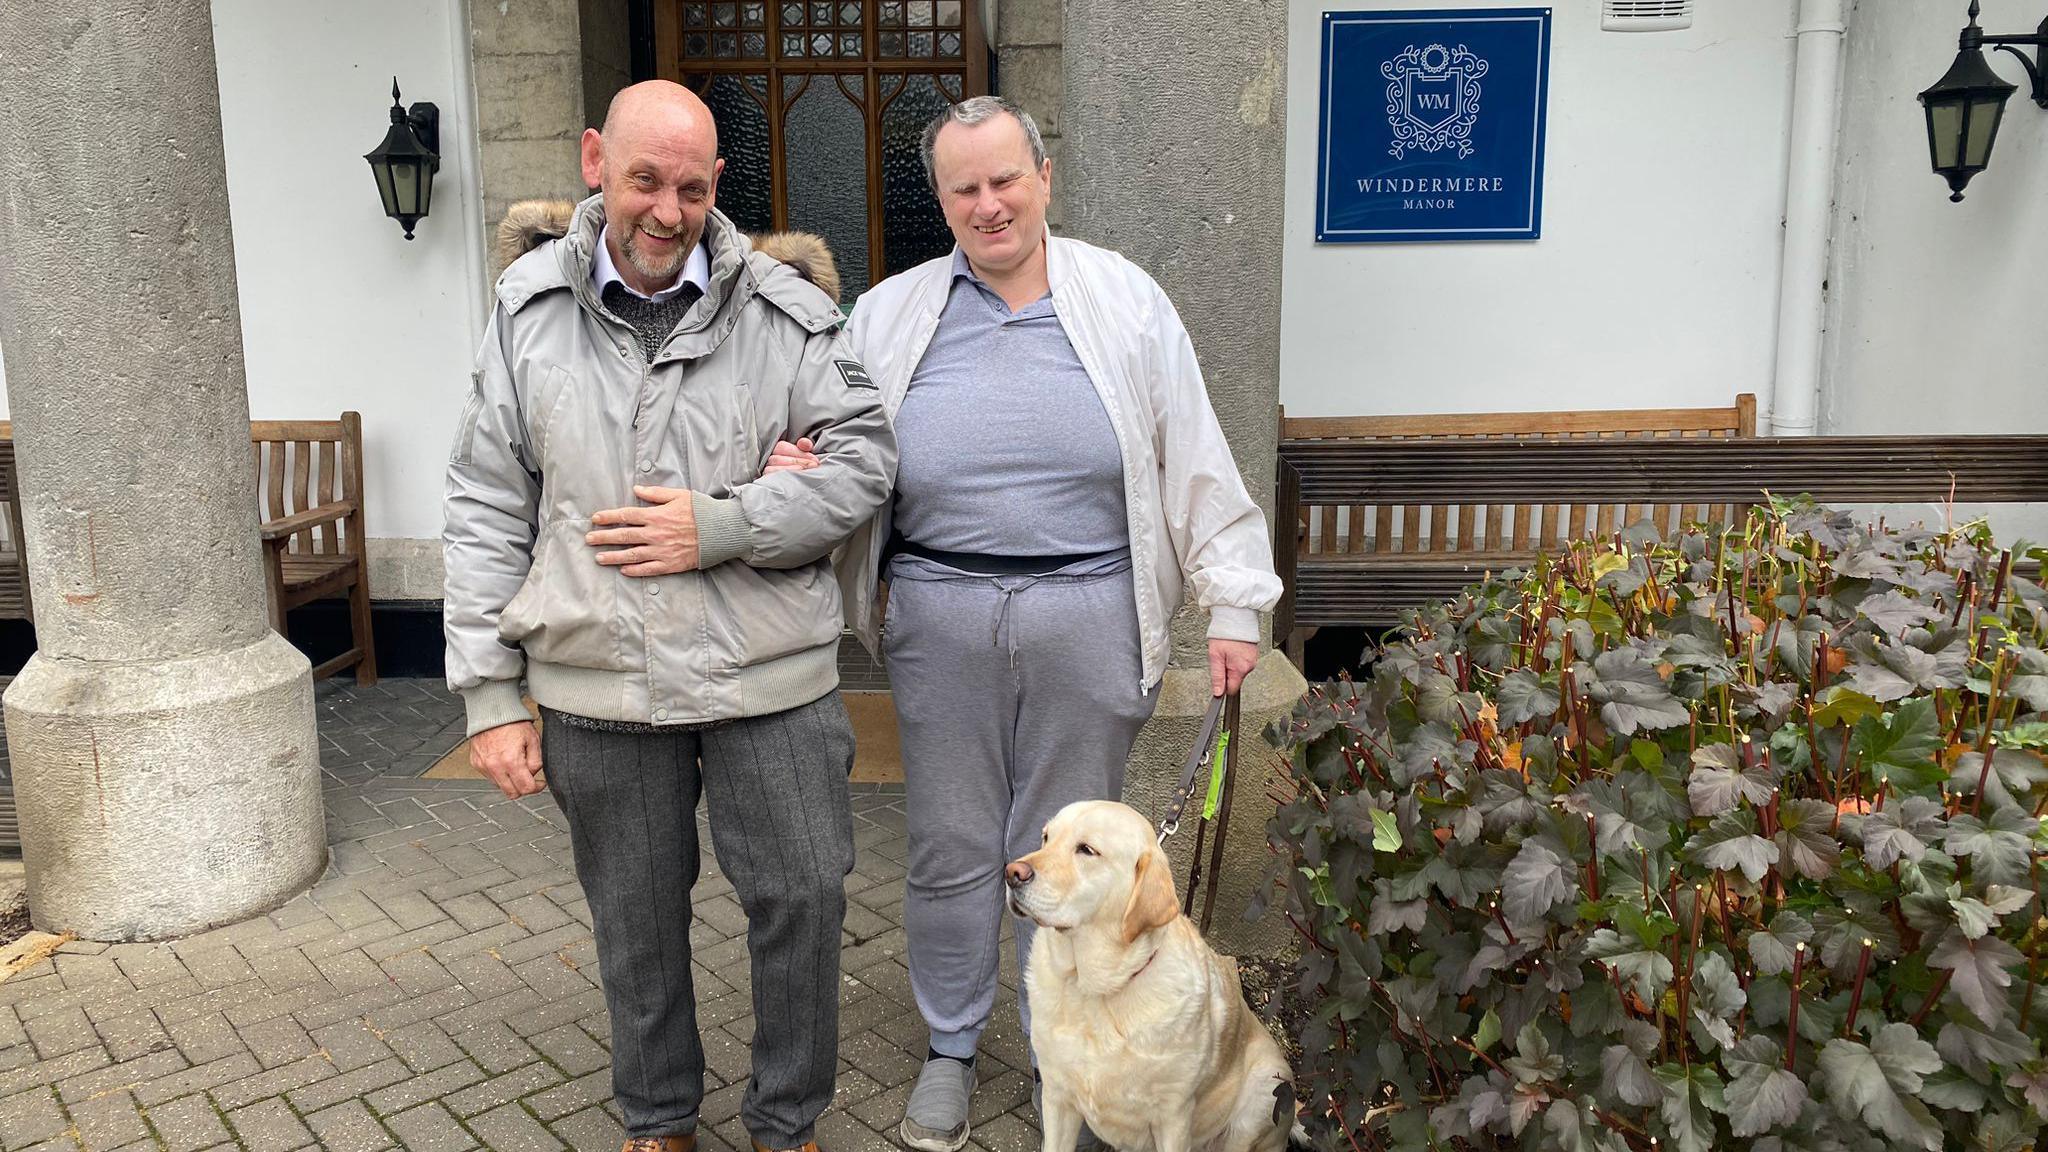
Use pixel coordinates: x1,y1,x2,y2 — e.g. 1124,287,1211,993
540,693,856,1146
883,553,1161,1057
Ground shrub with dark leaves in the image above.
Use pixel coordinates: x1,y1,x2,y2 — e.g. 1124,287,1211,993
1263,502,2048,1151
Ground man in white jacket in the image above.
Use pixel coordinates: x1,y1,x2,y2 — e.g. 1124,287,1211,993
770,96,1281,1152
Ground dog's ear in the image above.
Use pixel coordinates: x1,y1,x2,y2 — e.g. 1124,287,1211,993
1119,847,1179,944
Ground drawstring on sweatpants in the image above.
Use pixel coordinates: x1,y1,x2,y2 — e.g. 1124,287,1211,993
989,577,1043,668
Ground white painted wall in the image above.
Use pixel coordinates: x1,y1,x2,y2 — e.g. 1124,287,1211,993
1823,0,2047,438
212,0,487,594
0,0,486,598
1280,0,1799,417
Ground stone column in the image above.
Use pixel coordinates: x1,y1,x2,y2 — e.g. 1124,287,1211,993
1061,0,1303,955
0,0,324,941
473,0,590,276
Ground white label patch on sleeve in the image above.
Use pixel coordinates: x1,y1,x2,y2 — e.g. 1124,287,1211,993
835,360,876,390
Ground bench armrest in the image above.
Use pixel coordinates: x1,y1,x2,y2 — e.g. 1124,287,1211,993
260,499,357,542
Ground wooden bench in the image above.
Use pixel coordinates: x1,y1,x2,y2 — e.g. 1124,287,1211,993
0,416,377,684
1276,397,1755,659
1273,432,2048,663
253,415,377,684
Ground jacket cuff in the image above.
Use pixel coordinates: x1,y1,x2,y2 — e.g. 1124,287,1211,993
461,679,532,738
1206,606,1262,644
693,492,754,568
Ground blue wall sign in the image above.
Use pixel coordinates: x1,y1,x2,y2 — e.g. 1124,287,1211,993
1316,8,1552,243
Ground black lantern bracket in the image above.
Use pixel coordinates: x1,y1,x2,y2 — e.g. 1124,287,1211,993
1965,7,2048,108
390,82,442,168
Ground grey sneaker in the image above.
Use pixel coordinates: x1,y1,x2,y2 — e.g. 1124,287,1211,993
1032,1078,1106,1152
900,1056,975,1152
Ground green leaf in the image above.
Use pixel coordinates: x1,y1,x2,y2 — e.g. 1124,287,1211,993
1688,742,1779,816
1688,809,1781,883
1501,840,1575,925
1474,1006,1501,1053
1815,1025,1944,1151
1654,1063,1725,1152
1917,1065,1990,1111
1588,927,1675,1003
1851,697,1944,781
1747,912,1814,977
1370,806,1402,853
1506,1020,1564,1085
1943,808,2042,888
1848,644,1941,702
1929,931,2024,1027
1813,687,1884,728
1724,1033,1809,1137
1587,647,1691,735
1859,795,1946,870
1773,798,1840,881
1496,668,1560,727
1601,1044,1661,1107
1856,590,1940,637
2008,1066,2048,1121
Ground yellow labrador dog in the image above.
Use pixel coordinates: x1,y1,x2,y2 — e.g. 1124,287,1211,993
1006,800,1295,1152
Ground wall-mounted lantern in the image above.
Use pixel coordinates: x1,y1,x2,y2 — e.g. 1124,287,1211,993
364,79,440,239
1919,1,2046,201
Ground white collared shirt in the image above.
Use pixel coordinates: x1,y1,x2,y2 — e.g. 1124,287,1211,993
591,225,710,302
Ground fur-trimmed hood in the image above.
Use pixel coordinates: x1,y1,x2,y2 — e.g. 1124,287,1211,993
494,199,842,305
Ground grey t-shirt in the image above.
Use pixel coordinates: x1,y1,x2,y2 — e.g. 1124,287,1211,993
890,254,1128,555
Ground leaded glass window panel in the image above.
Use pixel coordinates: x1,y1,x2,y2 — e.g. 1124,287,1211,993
881,72,954,276
667,1,985,293
696,73,774,233
783,78,873,298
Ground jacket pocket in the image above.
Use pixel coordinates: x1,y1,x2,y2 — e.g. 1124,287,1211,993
496,518,626,671
700,558,842,671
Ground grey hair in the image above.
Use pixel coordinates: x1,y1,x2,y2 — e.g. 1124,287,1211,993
920,95,1047,193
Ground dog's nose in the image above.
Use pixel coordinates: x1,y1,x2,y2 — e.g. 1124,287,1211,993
1004,861,1034,888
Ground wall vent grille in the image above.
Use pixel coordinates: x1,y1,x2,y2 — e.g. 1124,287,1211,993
1602,0,1693,32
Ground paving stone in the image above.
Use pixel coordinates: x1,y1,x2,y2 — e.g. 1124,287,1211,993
545,1104,625,1150
145,1091,235,1152
54,1047,189,1105
444,1060,562,1118
130,1053,262,1107
93,1007,176,1061
304,1098,396,1151
285,1054,412,1114
381,1022,467,1075
0,1085,70,1146
469,1102,564,1151
385,1101,482,1152
523,1068,610,1123
309,1018,396,1073
208,1053,337,1111
238,1013,318,1069
226,1096,315,1151
68,1088,152,1150
364,1057,486,1117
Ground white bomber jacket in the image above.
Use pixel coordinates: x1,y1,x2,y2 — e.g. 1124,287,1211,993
837,233,1283,692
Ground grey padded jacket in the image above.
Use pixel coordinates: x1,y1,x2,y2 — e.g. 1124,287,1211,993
444,195,895,736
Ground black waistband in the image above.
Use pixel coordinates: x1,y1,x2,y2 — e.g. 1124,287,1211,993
890,538,1122,576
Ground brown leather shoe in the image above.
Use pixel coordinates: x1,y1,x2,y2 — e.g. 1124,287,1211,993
751,1142,821,1152
622,1137,695,1152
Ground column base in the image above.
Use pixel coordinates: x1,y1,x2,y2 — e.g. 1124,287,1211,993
1124,648,1307,958
3,631,323,941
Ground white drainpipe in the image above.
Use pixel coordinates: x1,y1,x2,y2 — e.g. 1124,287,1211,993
1767,0,1849,436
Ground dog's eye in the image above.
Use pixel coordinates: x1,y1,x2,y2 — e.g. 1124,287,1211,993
1075,843,1098,857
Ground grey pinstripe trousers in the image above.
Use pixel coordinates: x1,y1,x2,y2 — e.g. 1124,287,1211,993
541,692,856,1147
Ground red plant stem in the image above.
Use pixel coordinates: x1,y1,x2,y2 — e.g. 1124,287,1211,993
1952,569,1974,628
1972,741,1998,817
1489,901,1519,947
1785,944,1807,1070
1844,939,1874,1036
1977,654,2006,755
1586,814,1602,899
1909,970,1953,1027
1713,871,1738,950
1989,549,2013,614
1640,849,1654,908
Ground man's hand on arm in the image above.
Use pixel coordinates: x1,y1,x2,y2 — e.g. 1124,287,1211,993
470,720,544,799
764,437,820,475
1209,638,1260,697
588,485,701,575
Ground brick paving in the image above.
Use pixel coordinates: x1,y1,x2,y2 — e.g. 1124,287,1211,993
0,679,1042,1152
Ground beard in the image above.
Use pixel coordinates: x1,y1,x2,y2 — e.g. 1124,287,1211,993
620,219,691,283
